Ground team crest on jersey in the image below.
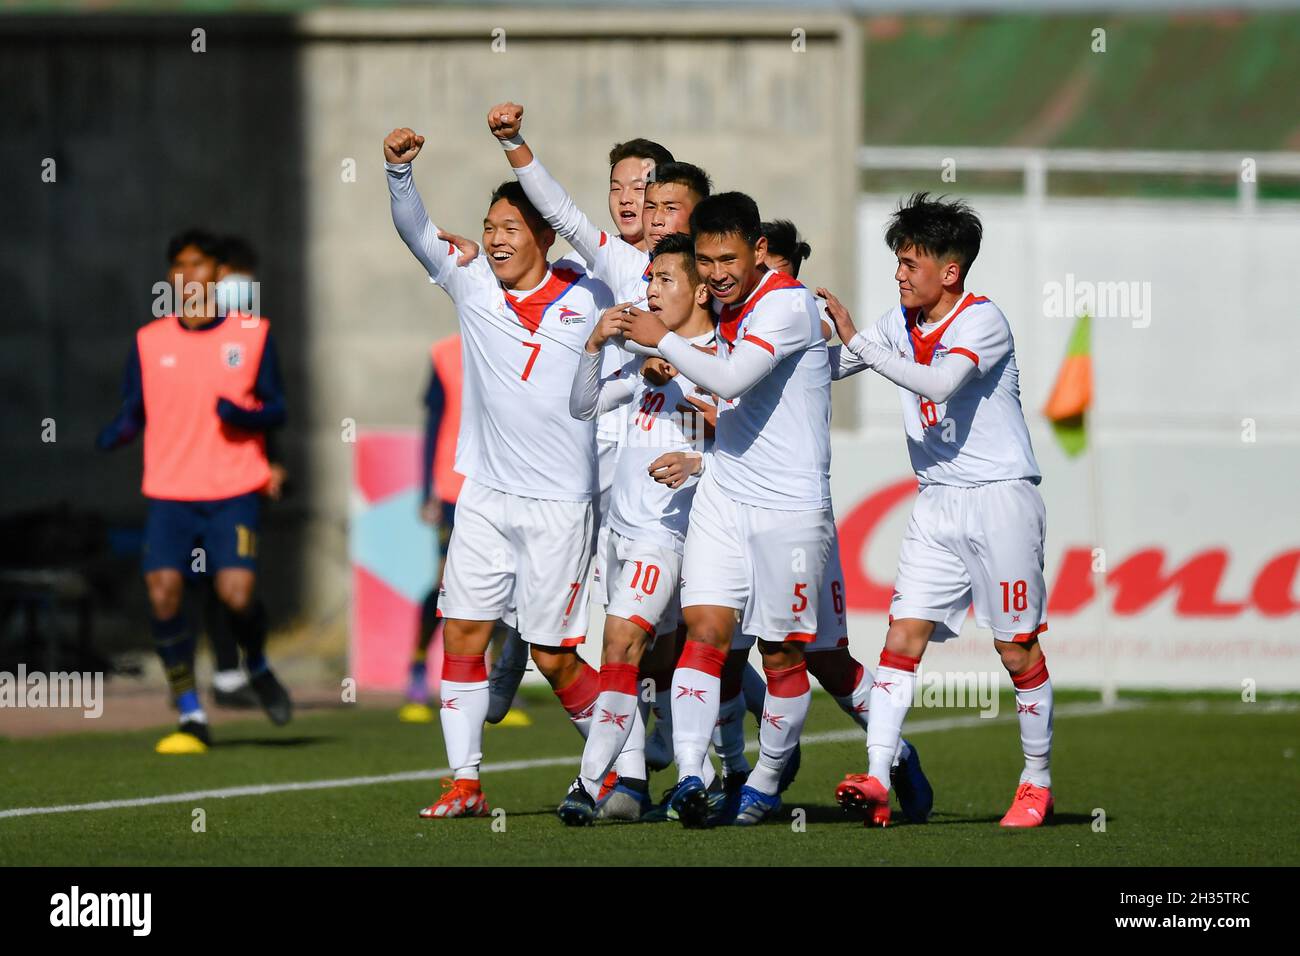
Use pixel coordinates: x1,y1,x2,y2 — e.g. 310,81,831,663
221,343,244,369
555,306,585,326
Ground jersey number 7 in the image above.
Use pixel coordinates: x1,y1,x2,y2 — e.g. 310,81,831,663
520,341,541,381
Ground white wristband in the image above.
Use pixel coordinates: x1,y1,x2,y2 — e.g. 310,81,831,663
498,134,525,152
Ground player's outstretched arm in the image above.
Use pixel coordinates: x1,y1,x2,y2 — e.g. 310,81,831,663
618,307,775,402
850,336,978,404
487,101,604,265
385,127,464,291
570,305,640,421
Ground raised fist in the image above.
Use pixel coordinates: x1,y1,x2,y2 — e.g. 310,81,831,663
384,127,425,164
486,102,524,141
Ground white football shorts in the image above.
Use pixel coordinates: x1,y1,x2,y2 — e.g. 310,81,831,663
681,471,835,645
890,479,1048,643
603,530,682,639
440,478,595,647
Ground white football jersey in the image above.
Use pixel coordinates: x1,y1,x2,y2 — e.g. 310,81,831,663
580,236,651,447
514,159,652,446
712,269,833,511
437,258,613,500
604,331,715,552
388,161,614,499
865,292,1041,488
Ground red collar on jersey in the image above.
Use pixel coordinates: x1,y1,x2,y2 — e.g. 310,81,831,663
503,267,583,334
716,269,804,347
906,292,988,365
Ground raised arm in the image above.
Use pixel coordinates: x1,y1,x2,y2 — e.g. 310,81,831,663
385,127,463,290
488,102,604,264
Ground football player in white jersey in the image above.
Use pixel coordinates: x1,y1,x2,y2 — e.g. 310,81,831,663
385,126,618,819
485,102,715,795
482,103,696,721
617,193,836,827
704,218,933,824
557,234,717,825
822,192,1053,828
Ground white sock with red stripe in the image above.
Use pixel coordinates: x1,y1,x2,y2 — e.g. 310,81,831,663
579,662,641,797
670,641,726,782
554,662,600,737
1012,656,1053,788
821,656,912,765
712,689,751,776
744,661,812,796
866,650,920,787
440,653,489,781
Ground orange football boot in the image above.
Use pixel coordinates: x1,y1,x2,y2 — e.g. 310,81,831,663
999,782,1054,827
419,777,491,819
835,773,892,827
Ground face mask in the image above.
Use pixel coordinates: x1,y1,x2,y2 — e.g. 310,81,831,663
215,273,257,316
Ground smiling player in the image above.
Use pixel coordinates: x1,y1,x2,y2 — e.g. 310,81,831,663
618,192,835,827
385,126,616,818
823,192,1052,828
558,233,717,825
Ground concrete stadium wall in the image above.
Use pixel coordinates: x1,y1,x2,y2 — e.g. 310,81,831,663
296,8,863,615
2,10,862,640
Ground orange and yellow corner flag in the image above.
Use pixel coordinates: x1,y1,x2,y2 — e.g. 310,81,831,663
1043,313,1091,457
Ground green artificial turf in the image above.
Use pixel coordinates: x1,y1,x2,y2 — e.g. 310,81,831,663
2,689,1295,866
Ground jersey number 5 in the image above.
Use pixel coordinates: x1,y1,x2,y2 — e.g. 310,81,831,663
520,341,542,381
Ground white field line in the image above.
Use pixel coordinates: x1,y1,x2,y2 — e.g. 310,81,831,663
0,700,1138,820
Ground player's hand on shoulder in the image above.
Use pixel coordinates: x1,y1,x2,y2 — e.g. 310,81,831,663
816,286,858,344
648,451,702,490
438,229,480,266
384,127,424,164
642,357,676,386
487,102,524,140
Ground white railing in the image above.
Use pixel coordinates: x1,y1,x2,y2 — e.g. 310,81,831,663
858,146,1300,212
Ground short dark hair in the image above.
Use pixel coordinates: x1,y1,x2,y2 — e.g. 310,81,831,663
649,232,701,285
608,137,674,171
689,191,761,246
761,220,812,278
166,228,222,263
488,181,549,233
648,161,712,202
884,192,983,280
217,235,259,273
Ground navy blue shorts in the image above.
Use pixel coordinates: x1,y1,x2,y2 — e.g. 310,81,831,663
143,493,262,574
